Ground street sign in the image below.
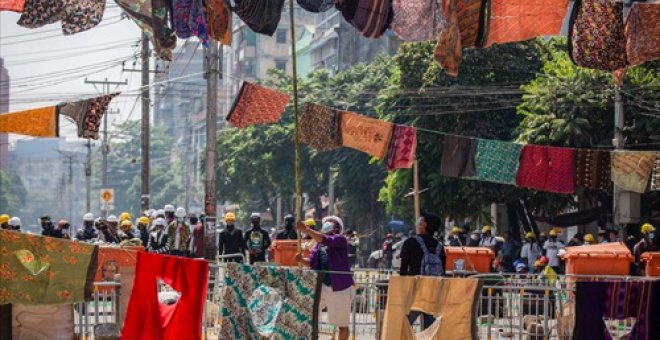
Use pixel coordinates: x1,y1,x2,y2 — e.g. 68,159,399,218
100,188,115,204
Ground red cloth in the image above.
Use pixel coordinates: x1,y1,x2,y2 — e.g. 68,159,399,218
387,125,417,170
121,252,208,340
516,145,575,194
0,0,25,12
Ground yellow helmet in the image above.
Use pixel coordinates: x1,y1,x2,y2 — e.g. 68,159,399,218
584,234,595,244
526,232,535,239
119,212,131,222
481,225,492,233
549,229,558,237
137,216,150,225
304,218,316,227
224,212,236,222
451,227,462,234
0,214,9,224
641,223,656,235
120,219,133,230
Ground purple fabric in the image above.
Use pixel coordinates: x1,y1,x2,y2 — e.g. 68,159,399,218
309,234,354,291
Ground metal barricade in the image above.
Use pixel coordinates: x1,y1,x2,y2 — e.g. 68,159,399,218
73,281,122,338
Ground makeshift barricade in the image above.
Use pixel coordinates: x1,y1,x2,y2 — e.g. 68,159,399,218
562,242,633,275
641,252,660,277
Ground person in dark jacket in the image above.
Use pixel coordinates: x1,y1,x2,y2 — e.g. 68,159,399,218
218,212,244,262
75,213,98,242
136,216,150,247
399,212,446,330
41,216,63,238
276,214,298,240
244,213,271,264
147,218,169,254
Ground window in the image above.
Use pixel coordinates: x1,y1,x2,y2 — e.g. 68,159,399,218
276,29,287,44
275,60,287,71
245,30,257,47
244,60,256,77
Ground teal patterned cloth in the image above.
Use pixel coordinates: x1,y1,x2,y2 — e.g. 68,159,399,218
221,263,319,340
475,139,523,185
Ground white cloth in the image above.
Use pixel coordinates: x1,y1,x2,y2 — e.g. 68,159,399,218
320,285,352,328
521,242,542,270
543,239,564,267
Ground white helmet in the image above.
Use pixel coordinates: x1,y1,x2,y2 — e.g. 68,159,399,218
107,215,118,223
150,211,158,220
156,209,165,217
175,207,186,218
83,213,94,222
154,217,167,227
164,205,175,213
8,217,21,227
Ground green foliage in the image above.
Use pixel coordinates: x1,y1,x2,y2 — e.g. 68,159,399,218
0,170,27,214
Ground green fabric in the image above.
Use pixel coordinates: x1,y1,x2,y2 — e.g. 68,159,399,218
221,263,319,340
0,230,97,305
475,139,523,185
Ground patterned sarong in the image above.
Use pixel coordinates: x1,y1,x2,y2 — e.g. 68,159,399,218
227,82,291,129
340,111,393,159
0,106,58,137
611,151,657,193
300,103,342,152
387,125,417,170
474,139,522,185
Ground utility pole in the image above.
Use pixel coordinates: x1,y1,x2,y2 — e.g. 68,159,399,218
204,40,220,259
84,78,127,217
85,139,91,213
141,33,151,213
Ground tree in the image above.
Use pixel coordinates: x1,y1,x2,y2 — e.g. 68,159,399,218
0,170,27,214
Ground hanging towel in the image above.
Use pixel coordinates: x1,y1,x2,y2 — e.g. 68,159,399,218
0,0,25,12
206,0,232,45
576,149,612,192
433,0,486,76
485,0,568,47
0,230,98,305
220,262,320,339
114,0,177,60
297,0,333,13
651,155,660,192
121,252,208,340
172,0,208,43
568,0,627,72
387,124,417,170
516,145,576,194
391,0,443,41
625,2,660,67
230,0,285,36
340,111,393,159
336,0,392,39
227,82,290,129
474,139,522,185
60,0,106,35
440,135,476,178
300,103,342,152
0,106,58,138
611,150,657,193
17,0,65,28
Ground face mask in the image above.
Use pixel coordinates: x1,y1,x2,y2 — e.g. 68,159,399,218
321,222,334,234
649,232,656,240
471,234,479,241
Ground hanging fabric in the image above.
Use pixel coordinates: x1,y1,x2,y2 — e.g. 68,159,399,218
568,0,627,71
12,304,75,339
230,0,285,36
340,111,393,159
0,0,25,12
484,0,568,47
17,0,65,28
440,135,476,178
0,230,98,305
611,150,657,193
433,0,487,76
516,145,575,194
58,93,119,140
387,124,417,170
652,154,660,191
61,0,106,35
625,2,660,67
121,252,208,340
226,82,291,129
220,263,320,339
171,0,208,44
474,139,522,185
336,0,392,39
391,0,444,41
0,106,58,138
300,103,342,152
114,0,177,60
206,0,232,45
575,149,612,192
297,0,333,13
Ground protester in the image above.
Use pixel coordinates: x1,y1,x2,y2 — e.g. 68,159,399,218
189,214,205,258
543,229,564,273
478,225,497,251
57,219,71,240
136,216,150,247
167,207,190,256
296,216,354,340
467,231,481,247
0,214,9,230
346,229,359,268
521,232,542,272
41,216,62,238
147,217,169,254
607,229,619,243
275,214,298,240
244,213,271,264
119,220,137,240
106,215,121,243
218,212,244,262
626,235,637,253
567,232,584,247
538,232,548,253
583,233,596,245
164,204,176,225
634,223,658,264
7,217,21,232
598,229,608,243
75,213,98,242
119,212,132,224
399,212,445,330
500,232,520,272
301,218,317,251
382,233,395,269
448,227,464,246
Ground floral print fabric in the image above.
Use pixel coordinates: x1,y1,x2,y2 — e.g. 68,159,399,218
79,93,120,140
0,229,98,305
115,0,177,60
611,150,657,193
474,139,522,185
434,0,486,76
172,0,208,44
625,2,660,67
220,262,320,340
17,0,65,28
392,0,443,41
300,103,342,152
0,106,58,137
0,0,26,12
18,0,105,35
341,111,393,159
227,82,291,129
206,0,232,45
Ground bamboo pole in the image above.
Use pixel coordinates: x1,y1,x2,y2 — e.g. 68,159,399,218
413,160,420,220
288,0,302,253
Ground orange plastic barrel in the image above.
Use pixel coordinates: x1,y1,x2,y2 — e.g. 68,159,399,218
562,242,632,276
444,247,494,273
641,252,660,277
271,240,310,266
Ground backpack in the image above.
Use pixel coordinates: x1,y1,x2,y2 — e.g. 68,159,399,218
415,236,444,276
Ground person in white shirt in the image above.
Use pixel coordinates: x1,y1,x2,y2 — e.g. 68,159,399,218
543,229,564,272
478,225,498,252
521,232,542,273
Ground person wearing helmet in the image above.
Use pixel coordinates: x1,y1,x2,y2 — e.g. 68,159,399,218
119,212,132,223
244,213,271,264
521,232,542,272
147,218,169,254
276,214,298,240
104,215,121,243
57,219,71,240
8,217,21,232
75,213,98,242
119,220,138,241
567,232,584,247
136,216,151,247
634,223,658,265
583,233,596,245
0,214,9,230
543,228,564,273
448,227,464,246
166,207,190,256
296,216,354,340
163,205,176,224
478,225,497,251
218,212,244,262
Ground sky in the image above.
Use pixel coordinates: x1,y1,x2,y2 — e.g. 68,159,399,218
1,4,153,141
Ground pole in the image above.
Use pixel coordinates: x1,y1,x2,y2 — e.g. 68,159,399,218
85,139,91,213
141,33,151,213
205,40,219,259
413,160,420,220
288,0,302,252
328,170,335,215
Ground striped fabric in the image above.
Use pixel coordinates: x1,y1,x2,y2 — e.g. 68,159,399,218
336,0,392,39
